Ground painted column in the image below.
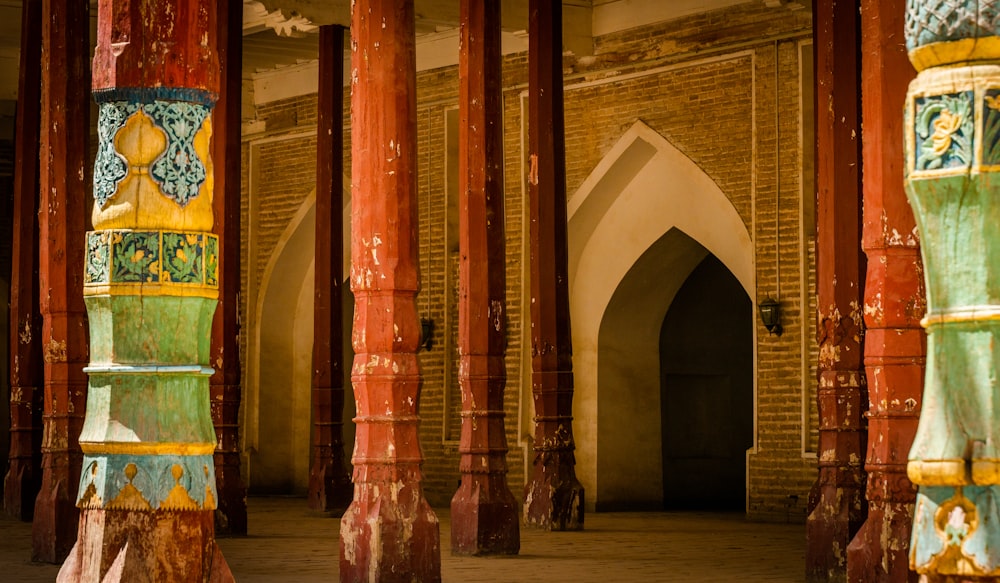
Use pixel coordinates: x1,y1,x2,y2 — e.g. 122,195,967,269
32,0,90,564
56,0,233,580
340,1,442,581
210,0,248,536
845,1,923,581
523,0,584,531
905,2,1000,579
4,0,42,522
449,0,520,556
806,0,867,580
309,23,353,514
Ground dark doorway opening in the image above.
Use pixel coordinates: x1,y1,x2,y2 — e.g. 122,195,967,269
659,254,753,511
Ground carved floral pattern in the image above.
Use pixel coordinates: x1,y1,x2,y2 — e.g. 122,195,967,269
162,232,203,284
915,92,974,171
85,232,110,284
84,230,219,288
111,231,160,283
91,100,210,209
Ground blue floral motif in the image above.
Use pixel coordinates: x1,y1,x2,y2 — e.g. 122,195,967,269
85,232,111,284
145,102,211,207
93,102,139,208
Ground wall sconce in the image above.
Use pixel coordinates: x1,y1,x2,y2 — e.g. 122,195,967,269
759,297,783,336
420,318,435,351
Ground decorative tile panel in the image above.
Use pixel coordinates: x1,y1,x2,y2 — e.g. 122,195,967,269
78,453,217,511
914,92,975,172
111,231,160,283
85,230,219,294
93,102,139,208
162,232,204,284
982,89,1000,167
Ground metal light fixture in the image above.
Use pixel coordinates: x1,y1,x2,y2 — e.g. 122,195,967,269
419,318,435,351
759,297,783,336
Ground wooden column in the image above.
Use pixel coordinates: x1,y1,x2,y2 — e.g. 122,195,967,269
845,1,922,581
4,0,43,522
57,0,232,580
31,0,90,563
904,2,1000,579
806,0,867,580
523,0,584,531
210,0,248,536
449,0,519,556
340,1,441,580
309,23,353,513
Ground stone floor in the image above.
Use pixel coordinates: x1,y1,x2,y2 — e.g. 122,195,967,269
0,497,805,582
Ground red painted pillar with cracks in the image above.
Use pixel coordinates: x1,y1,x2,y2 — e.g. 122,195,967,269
340,1,442,580
523,0,584,531
845,1,923,581
449,0,520,556
4,0,43,522
31,0,90,563
806,0,867,580
309,23,353,514
210,0,248,536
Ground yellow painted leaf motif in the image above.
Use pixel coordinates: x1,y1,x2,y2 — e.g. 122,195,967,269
132,249,145,263
177,248,188,263
932,109,962,157
986,95,1000,111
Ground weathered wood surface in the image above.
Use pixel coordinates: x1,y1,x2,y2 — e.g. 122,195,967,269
32,0,90,563
309,23,353,514
339,1,442,580
845,1,921,581
806,0,867,580
4,0,43,523
210,0,248,536
523,0,584,532
904,1,1000,579
450,0,520,556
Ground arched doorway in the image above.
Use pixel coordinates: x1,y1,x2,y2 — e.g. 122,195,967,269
567,121,755,511
659,254,753,510
247,190,355,494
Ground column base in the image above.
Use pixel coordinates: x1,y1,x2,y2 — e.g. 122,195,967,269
450,475,519,556
524,455,584,531
32,474,79,563
3,459,39,520
806,481,866,582
846,502,918,583
340,487,441,583
307,456,353,514
57,508,232,583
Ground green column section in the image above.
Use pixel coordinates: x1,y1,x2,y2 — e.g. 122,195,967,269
76,93,221,517
905,2,1000,578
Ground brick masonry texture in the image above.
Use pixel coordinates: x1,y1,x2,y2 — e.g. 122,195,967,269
241,3,818,519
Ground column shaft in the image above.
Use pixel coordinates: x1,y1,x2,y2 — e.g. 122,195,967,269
806,0,867,580
449,0,520,556
340,1,442,580
57,0,232,580
845,1,922,581
210,0,248,536
4,0,43,522
32,0,90,563
309,23,353,513
904,1,1000,579
523,0,584,531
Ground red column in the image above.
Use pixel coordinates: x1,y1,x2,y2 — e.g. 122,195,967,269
340,1,441,580
31,0,90,563
4,0,43,522
309,24,353,513
845,1,922,581
449,0,520,556
523,0,584,531
806,0,867,580
210,0,248,536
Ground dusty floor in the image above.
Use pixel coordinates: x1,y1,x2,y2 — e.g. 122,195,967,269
0,497,805,582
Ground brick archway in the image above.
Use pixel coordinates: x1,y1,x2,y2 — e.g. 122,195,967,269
567,120,754,511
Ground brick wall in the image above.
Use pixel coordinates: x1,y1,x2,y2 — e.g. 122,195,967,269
242,2,820,519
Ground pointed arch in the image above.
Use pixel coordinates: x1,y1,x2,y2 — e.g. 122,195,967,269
568,120,755,510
